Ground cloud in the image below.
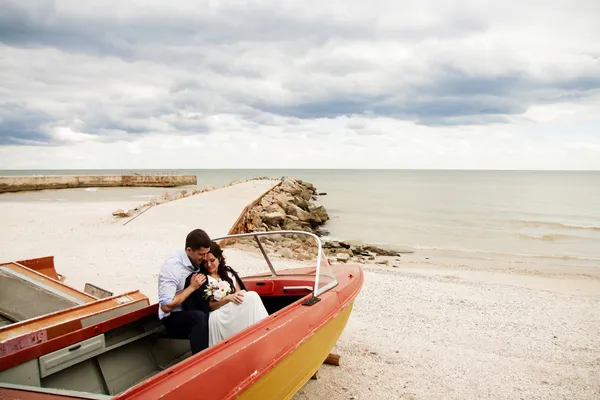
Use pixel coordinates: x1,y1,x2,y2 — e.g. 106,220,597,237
0,102,53,145
0,0,599,169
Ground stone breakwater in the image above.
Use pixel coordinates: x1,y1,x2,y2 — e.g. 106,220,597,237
228,177,406,265
234,177,330,235
0,175,196,193
113,176,406,265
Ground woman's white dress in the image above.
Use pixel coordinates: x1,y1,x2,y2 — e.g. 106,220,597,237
208,272,269,347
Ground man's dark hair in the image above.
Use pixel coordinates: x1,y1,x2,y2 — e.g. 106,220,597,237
185,229,211,250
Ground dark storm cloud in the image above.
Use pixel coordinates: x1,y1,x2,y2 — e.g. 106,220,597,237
0,0,599,145
251,68,600,125
0,102,54,145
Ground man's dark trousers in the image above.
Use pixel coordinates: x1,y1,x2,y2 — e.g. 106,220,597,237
162,309,208,354
161,272,211,355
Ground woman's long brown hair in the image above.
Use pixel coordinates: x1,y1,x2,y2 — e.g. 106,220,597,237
208,241,237,294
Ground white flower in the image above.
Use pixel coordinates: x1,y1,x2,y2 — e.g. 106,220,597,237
213,290,225,301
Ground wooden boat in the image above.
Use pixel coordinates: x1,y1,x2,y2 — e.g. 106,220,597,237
0,257,98,328
0,231,364,399
0,256,150,361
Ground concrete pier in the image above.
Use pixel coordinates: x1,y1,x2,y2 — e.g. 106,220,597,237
0,175,197,193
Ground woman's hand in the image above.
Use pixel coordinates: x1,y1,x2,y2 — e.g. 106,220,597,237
227,292,245,305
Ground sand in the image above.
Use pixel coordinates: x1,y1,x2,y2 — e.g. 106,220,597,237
1,182,599,400
295,255,600,400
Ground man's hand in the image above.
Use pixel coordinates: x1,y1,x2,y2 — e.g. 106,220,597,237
159,273,207,313
189,273,206,290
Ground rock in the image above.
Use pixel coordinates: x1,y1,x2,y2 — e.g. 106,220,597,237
292,196,311,211
265,203,286,215
336,253,350,262
263,212,285,226
286,204,311,222
298,188,313,201
359,245,402,257
275,193,294,209
315,228,330,237
282,219,311,231
309,205,330,222
112,209,130,218
260,195,275,207
375,259,389,265
303,181,315,191
280,179,302,196
247,209,263,228
279,248,294,259
337,248,354,256
323,241,343,249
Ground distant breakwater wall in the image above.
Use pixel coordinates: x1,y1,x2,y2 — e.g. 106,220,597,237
0,175,197,193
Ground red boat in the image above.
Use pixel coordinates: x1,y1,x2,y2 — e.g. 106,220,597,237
0,231,364,399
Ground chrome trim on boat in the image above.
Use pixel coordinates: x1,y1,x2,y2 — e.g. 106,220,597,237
254,235,276,277
283,286,312,291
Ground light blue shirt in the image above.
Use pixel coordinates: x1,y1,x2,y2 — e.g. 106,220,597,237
157,249,198,320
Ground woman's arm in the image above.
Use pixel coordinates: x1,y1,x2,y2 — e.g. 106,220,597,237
209,290,245,311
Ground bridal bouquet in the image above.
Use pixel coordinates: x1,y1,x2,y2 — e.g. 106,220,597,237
204,280,232,301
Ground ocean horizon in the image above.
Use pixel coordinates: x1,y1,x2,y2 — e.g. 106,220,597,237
2,169,599,269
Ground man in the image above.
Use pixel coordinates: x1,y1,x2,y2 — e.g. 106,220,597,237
158,228,211,354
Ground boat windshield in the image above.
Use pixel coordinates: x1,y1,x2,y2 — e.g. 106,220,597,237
213,230,338,297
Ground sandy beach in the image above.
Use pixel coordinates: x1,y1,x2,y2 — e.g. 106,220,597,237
295,256,600,400
1,182,599,400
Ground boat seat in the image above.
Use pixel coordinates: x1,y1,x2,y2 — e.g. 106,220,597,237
151,327,188,341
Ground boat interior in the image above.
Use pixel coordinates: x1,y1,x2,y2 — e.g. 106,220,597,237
0,261,96,328
0,275,319,398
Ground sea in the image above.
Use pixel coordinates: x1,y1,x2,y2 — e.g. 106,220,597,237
2,169,599,269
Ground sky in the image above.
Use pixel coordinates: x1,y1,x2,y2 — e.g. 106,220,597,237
0,0,599,170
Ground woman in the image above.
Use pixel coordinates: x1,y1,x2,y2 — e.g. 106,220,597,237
203,241,269,347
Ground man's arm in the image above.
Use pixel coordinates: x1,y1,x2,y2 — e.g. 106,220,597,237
160,285,196,313
159,272,206,313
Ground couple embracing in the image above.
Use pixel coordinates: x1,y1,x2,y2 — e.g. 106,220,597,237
157,229,268,354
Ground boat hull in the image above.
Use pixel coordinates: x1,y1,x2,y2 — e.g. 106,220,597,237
238,300,355,399
119,264,363,400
